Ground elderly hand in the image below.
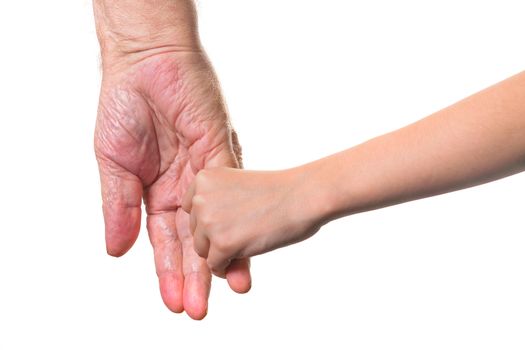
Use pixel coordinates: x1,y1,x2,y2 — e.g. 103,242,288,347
93,0,251,320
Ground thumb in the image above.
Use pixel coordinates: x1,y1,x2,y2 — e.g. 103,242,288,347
204,129,242,169
97,158,143,257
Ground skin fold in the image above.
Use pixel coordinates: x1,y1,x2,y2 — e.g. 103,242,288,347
183,71,525,276
93,0,250,320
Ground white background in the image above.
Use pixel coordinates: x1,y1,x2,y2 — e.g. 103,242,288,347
0,1,524,349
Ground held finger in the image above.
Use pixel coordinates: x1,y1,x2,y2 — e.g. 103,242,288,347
97,159,143,257
146,212,184,314
176,210,211,320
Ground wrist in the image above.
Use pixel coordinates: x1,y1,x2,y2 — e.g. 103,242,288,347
93,0,200,68
295,152,364,227
286,161,342,233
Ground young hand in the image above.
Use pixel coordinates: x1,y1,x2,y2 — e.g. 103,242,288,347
182,167,325,276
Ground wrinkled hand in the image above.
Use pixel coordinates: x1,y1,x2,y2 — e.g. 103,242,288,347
94,50,251,320
182,167,323,276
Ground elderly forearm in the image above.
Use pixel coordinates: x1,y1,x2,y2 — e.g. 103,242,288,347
310,71,525,222
93,0,199,65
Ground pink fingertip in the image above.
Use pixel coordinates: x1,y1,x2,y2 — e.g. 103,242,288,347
183,273,210,320
159,274,184,314
226,259,252,294
104,207,141,257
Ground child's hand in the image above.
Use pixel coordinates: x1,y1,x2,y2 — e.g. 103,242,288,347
182,167,323,277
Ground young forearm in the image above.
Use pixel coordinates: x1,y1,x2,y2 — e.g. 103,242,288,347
181,71,525,272
93,0,200,66
314,71,525,221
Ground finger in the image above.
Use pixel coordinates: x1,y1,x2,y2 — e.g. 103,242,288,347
97,159,143,257
207,249,231,279
226,258,252,293
147,212,184,314
176,210,211,320
192,224,210,259
204,135,252,291
227,130,252,292
181,179,196,213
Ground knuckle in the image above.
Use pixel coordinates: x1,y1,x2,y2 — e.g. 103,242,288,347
192,194,206,209
192,234,209,258
213,236,235,255
195,169,211,184
199,212,215,229
196,168,224,189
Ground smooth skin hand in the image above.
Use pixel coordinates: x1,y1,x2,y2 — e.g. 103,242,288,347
182,168,324,274
183,71,525,276
93,0,251,320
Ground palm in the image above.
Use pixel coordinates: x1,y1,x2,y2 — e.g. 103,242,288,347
94,51,250,320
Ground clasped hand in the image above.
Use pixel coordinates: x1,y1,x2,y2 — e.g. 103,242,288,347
182,167,324,277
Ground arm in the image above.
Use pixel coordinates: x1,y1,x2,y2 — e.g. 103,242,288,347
93,0,251,320
322,70,525,218
183,71,525,274
93,0,199,65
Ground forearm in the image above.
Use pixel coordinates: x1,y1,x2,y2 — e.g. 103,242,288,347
312,71,525,221
93,0,200,67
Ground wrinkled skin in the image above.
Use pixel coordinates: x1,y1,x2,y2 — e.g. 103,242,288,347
94,50,251,320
